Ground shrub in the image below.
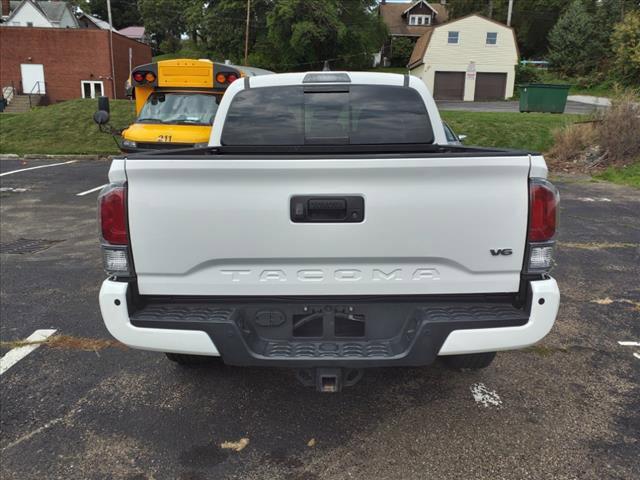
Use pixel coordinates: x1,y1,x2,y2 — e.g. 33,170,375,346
596,93,640,162
515,64,542,85
549,122,597,163
548,93,640,170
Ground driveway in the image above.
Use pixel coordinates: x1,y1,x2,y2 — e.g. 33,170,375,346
1,159,639,480
437,100,605,115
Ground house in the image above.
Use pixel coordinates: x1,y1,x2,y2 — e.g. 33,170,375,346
77,12,114,31
408,14,519,101
0,0,78,28
117,26,148,44
378,0,449,66
1,0,152,106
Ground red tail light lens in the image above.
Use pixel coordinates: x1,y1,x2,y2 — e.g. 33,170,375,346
132,72,145,83
100,186,127,245
227,74,238,83
529,179,558,242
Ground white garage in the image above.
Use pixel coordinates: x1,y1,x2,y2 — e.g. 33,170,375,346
408,14,519,101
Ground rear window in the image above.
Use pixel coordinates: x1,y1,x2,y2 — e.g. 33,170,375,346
221,85,433,146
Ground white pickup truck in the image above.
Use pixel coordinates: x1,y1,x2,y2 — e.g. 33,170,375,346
98,72,560,391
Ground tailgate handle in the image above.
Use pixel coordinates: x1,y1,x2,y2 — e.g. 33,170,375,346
308,198,346,212
291,196,364,223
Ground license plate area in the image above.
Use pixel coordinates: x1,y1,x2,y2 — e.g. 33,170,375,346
291,306,366,338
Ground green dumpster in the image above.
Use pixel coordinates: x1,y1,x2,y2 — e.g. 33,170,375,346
518,84,571,113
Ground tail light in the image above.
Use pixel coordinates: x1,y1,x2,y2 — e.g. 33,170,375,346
215,71,240,84
98,184,132,277
526,178,559,273
132,71,155,84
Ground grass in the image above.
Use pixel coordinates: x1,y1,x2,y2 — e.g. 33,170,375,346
594,162,640,189
0,99,584,155
441,111,584,152
0,99,135,155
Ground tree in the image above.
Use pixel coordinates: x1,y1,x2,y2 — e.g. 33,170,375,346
138,0,192,53
547,0,607,76
611,11,640,86
390,37,413,68
197,0,272,63
255,0,386,71
264,0,344,70
83,0,142,29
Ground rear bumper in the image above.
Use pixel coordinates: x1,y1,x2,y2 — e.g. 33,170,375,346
99,278,559,366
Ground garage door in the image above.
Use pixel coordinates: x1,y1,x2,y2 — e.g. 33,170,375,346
433,72,465,100
474,73,507,101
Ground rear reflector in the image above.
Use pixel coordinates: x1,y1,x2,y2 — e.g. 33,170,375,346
528,245,554,271
99,186,127,245
103,247,129,273
529,179,558,242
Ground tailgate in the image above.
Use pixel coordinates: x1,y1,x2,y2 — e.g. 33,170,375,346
125,156,530,296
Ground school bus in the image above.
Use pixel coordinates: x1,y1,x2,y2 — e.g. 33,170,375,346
120,59,245,152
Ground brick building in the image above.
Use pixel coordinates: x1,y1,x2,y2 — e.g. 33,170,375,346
0,26,152,103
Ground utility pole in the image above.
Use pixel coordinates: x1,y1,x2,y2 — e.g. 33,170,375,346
244,0,251,65
507,0,514,27
106,0,116,99
488,0,493,18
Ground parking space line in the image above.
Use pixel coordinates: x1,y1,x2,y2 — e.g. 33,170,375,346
470,383,503,408
0,329,57,375
618,341,640,361
0,160,77,177
76,184,106,196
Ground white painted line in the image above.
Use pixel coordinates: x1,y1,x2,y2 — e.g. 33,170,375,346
76,184,106,196
634,353,640,360
470,383,503,408
618,341,640,347
0,160,77,177
576,197,613,203
0,329,56,375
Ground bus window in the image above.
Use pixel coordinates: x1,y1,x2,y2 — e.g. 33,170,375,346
137,92,221,125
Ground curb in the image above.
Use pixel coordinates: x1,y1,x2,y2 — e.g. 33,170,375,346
0,154,115,161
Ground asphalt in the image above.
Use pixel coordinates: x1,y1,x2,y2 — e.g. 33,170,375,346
1,159,639,480
436,100,604,115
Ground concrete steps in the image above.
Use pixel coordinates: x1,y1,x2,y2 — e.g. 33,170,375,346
2,94,44,113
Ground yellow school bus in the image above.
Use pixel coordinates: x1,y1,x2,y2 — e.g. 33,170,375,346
121,59,243,152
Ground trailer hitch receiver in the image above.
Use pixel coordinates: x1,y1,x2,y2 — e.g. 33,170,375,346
296,367,364,392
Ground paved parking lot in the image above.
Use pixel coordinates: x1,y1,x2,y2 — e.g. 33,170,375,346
1,158,638,480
